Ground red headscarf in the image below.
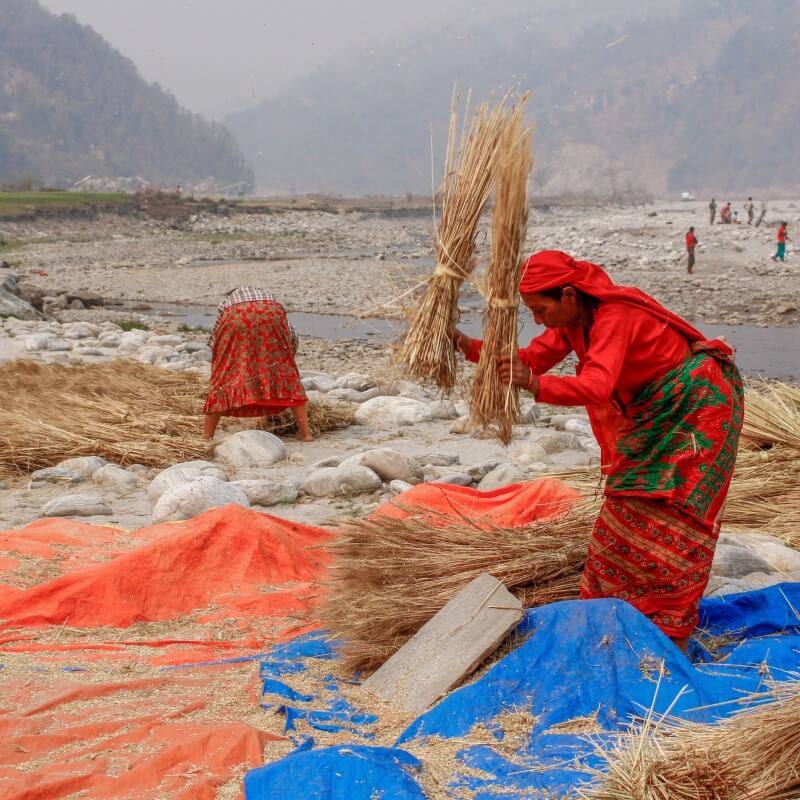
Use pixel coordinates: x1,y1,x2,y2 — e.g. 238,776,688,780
518,250,705,342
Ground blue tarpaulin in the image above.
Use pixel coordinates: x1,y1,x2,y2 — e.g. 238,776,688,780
245,583,800,799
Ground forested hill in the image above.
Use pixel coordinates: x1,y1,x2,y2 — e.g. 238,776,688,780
0,0,253,189
226,0,800,197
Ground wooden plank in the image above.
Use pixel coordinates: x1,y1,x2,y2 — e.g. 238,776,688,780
363,572,523,713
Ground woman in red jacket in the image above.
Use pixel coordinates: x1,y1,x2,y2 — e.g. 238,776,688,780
454,250,743,650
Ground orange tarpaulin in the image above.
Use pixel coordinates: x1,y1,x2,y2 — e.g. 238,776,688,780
0,478,579,799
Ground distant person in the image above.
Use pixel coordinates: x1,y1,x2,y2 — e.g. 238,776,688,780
685,226,698,274
744,197,755,225
203,286,312,441
720,202,732,224
732,211,740,224
771,222,790,263
709,198,717,225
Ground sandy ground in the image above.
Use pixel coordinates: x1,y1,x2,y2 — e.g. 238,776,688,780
2,200,799,326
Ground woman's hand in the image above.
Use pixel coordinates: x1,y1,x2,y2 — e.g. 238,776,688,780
498,354,538,394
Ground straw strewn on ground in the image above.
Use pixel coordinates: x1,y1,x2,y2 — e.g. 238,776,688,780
395,92,510,391
582,680,800,800
470,97,532,444
0,360,354,476
321,499,597,672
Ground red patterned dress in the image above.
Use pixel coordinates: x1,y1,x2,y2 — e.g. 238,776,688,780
204,287,307,417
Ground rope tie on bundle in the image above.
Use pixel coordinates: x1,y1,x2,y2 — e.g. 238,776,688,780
489,297,518,309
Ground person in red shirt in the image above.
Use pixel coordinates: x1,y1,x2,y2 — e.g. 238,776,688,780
453,250,743,652
685,226,698,273
771,222,789,262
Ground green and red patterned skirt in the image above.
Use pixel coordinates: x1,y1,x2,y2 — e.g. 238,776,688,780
204,300,307,417
580,342,744,637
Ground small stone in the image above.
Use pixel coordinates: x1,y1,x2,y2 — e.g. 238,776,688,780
30,467,85,485
326,387,381,403
301,374,338,392
41,493,112,517
449,415,474,434
477,463,528,491
93,464,141,490
417,453,460,467
432,472,473,487
535,431,586,455
55,456,107,477
341,448,423,483
301,464,383,497
428,399,459,420
336,373,375,391
231,479,298,506
467,459,502,481
512,441,548,466
389,479,413,495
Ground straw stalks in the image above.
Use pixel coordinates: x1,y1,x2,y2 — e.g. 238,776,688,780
320,498,597,672
470,98,532,444
582,679,800,800
0,360,355,475
395,92,510,392
260,402,355,437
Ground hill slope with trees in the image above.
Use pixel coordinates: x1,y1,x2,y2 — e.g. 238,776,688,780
0,0,253,189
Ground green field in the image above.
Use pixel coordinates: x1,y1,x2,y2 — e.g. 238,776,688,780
0,191,134,216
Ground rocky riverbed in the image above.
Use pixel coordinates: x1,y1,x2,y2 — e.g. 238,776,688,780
0,199,798,533
1,199,799,326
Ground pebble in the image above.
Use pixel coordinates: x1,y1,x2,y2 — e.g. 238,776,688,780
354,396,433,429
231,479,299,506
41,493,113,518
213,430,286,469
301,464,383,497
340,448,423,483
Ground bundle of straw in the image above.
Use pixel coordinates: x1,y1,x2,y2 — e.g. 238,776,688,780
395,93,510,391
582,680,800,800
470,97,532,443
320,498,598,672
741,378,800,450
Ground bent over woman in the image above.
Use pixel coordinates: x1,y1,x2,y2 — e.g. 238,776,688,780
454,251,743,650
204,286,312,442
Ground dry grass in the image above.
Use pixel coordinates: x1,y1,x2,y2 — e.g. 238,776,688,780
0,359,210,475
470,97,532,444
395,91,512,392
0,360,355,475
320,499,597,673
259,401,355,437
581,679,800,800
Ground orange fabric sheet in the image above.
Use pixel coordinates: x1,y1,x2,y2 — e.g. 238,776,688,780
0,478,579,799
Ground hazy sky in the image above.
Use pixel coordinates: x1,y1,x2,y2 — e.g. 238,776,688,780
38,0,466,117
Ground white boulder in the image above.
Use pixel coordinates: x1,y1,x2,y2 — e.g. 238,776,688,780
336,373,375,391
152,476,250,523
301,464,382,497
341,448,423,483
477,464,528,491
355,397,433,429
147,460,228,503
41,493,112,518
30,467,85,485
231,479,299,506
213,430,286,468
301,374,338,393
512,441,549,466
389,479,413,495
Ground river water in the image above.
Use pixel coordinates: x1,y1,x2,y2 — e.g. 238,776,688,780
119,301,799,382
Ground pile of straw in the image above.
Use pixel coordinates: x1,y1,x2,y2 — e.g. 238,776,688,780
0,360,209,475
321,499,597,672
395,93,510,391
582,680,800,800
0,360,355,476
470,97,532,443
